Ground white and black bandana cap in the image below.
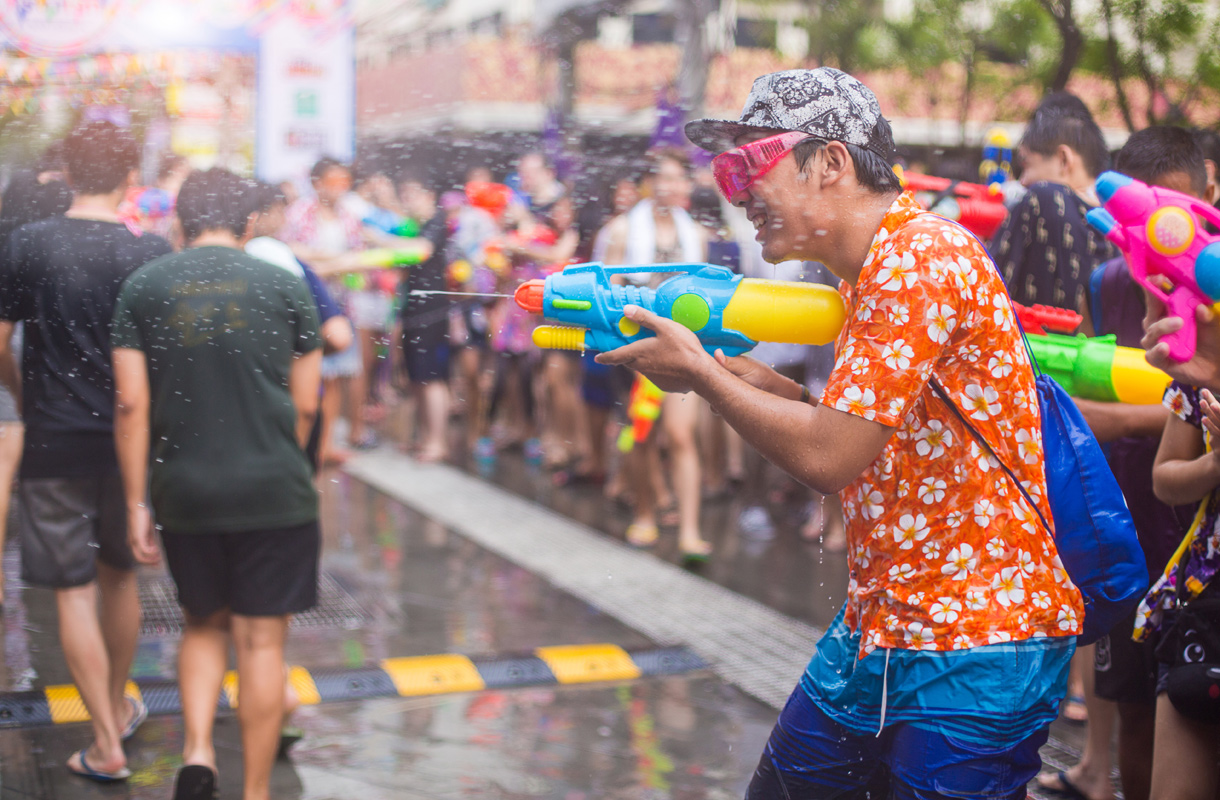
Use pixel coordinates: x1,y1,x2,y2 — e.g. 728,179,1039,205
685,68,894,161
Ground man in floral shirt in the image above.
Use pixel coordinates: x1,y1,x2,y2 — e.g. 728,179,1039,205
598,68,1084,798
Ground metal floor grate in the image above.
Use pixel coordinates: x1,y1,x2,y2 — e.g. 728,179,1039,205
138,572,367,637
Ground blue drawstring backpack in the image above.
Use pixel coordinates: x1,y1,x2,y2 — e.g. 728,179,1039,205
933,372,1147,645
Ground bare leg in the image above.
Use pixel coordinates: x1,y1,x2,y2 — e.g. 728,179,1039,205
0,422,21,599
231,615,290,800
179,609,230,770
1038,644,1116,800
347,351,368,446
1150,693,1220,800
417,381,450,462
58,582,126,773
663,393,708,555
1117,701,1155,800
96,562,140,733
627,440,658,545
319,378,342,466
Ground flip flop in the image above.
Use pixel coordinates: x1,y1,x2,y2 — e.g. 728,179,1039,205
625,523,659,547
1062,693,1088,724
277,725,304,760
67,748,131,783
1036,770,1092,800
172,764,218,800
120,694,148,741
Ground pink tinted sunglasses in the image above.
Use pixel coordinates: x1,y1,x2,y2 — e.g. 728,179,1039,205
711,131,813,200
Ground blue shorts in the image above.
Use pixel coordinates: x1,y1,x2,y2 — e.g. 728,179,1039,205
746,686,1049,799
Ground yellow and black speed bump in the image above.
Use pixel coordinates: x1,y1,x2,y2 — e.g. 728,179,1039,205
0,645,706,729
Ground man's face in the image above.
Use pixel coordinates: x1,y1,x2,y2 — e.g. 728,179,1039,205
1017,145,1066,188
613,179,639,215
400,181,435,219
728,133,815,263
518,154,550,195
314,166,351,205
651,158,691,211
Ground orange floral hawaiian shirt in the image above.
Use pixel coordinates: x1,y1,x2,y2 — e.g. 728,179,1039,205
822,192,1084,655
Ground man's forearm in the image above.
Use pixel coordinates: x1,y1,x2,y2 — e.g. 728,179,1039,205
114,407,150,511
693,363,838,493
0,348,19,408
1075,398,1169,443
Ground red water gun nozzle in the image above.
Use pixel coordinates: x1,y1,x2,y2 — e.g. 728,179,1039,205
515,279,545,314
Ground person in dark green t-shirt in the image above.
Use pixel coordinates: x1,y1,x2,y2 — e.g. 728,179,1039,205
112,168,322,800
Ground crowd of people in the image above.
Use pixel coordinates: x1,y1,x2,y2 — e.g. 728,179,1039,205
0,63,1217,800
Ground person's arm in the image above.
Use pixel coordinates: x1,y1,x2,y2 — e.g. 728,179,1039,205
0,322,19,412
602,216,628,265
513,228,579,265
1152,409,1217,506
1074,399,1169,443
597,304,894,494
289,348,322,448
320,316,353,355
113,347,160,565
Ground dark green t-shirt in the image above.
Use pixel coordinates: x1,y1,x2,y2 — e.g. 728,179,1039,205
111,246,321,533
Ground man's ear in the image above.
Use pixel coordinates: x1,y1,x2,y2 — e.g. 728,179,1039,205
1056,144,1083,181
820,141,852,187
1205,159,1218,206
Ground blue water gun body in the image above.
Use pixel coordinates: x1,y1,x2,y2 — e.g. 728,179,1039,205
514,262,845,356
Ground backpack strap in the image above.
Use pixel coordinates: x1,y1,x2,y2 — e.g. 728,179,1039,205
928,377,1052,536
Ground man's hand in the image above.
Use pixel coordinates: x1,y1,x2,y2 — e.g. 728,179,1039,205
594,305,718,393
713,350,798,399
128,504,161,565
1141,290,1220,392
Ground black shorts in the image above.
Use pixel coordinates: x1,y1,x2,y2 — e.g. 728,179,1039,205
402,323,451,384
1094,609,1159,705
19,473,135,588
161,520,320,618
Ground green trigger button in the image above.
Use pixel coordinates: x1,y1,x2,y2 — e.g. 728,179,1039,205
671,293,711,332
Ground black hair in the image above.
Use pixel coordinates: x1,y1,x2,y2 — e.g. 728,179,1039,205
309,156,348,183
792,135,903,195
1192,128,1220,167
0,170,72,245
35,140,67,175
177,168,257,242
62,120,140,195
1020,92,1109,178
156,154,189,183
1114,126,1207,196
351,157,386,186
244,180,287,218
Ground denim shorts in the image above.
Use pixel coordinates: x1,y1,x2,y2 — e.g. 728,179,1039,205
745,685,1049,800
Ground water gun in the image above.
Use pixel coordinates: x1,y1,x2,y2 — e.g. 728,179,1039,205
1013,301,1170,404
901,171,1009,240
1026,332,1171,405
979,128,1013,189
341,246,429,290
617,375,664,452
1014,302,1082,335
351,245,428,269
513,262,845,356
1086,171,1220,362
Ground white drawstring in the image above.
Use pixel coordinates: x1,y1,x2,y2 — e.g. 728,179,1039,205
877,648,891,737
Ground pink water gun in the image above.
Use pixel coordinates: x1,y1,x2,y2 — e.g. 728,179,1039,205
1087,171,1220,362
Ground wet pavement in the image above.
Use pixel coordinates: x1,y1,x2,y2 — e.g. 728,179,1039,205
0,476,776,799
